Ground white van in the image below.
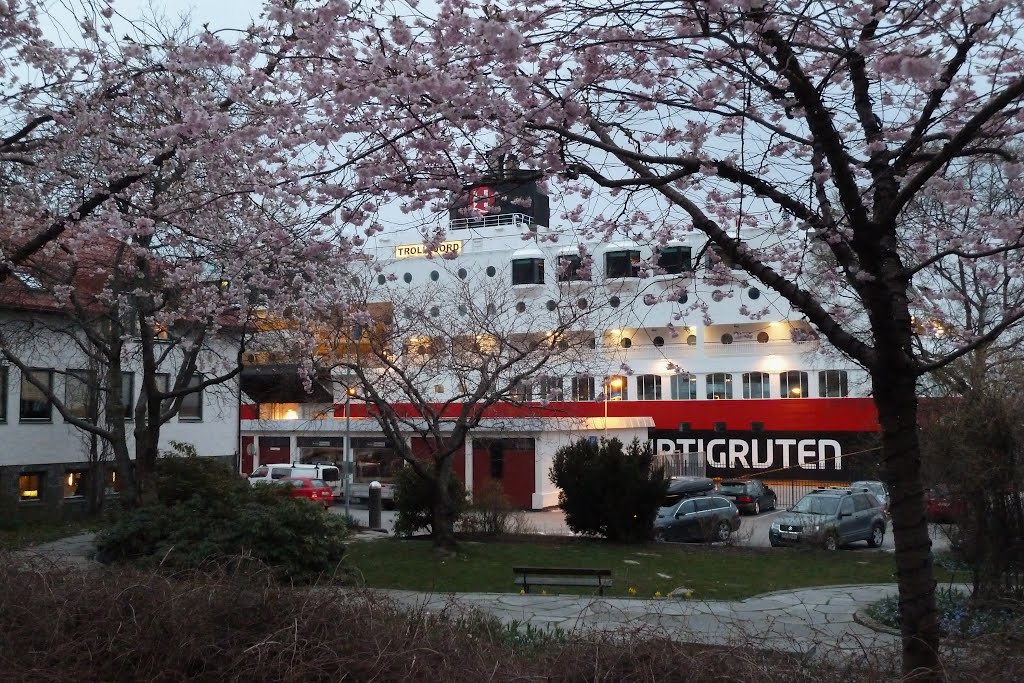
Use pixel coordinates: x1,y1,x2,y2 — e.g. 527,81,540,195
248,463,342,502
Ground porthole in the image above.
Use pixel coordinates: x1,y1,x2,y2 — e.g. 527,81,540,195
620,337,632,349
486,303,496,315
403,272,412,283
486,266,496,277
576,298,588,309
546,300,556,311
430,306,440,317
721,333,734,345
458,268,468,279
403,307,414,319
757,331,769,343
430,270,440,281
377,274,386,285
516,301,526,313
678,293,688,304
610,296,621,307
458,304,468,315
653,336,665,347
749,287,761,299
351,276,361,286
686,334,697,346
558,340,569,351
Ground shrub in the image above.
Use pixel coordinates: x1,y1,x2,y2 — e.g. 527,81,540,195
461,481,524,536
549,437,667,542
392,464,468,537
95,455,348,582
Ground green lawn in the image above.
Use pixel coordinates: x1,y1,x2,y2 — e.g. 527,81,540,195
346,537,946,600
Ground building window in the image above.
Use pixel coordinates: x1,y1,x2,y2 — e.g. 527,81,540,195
780,370,809,398
605,250,642,279
0,366,8,422
557,254,588,282
20,368,53,422
510,380,533,403
65,369,97,420
605,375,628,401
122,373,135,420
537,376,564,401
403,272,412,283
19,472,43,501
178,374,203,420
742,372,771,399
636,374,662,400
64,470,88,498
153,372,171,410
656,246,692,275
511,258,544,285
706,373,733,400
571,375,595,401
489,443,504,480
670,374,697,400
819,370,849,398
486,265,496,277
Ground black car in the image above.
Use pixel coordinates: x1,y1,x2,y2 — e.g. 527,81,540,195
654,494,741,543
769,488,887,550
718,479,777,515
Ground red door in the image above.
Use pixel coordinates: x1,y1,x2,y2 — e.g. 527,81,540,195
241,436,255,474
258,436,291,466
472,439,535,509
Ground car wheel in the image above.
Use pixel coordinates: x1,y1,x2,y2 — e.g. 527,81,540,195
753,501,761,515
824,533,839,551
867,524,884,548
771,496,777,511
716,520,731,542
653,529,666,543
769,540,780,548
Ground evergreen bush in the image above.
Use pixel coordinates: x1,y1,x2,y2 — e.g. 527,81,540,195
392,464,468,537
549,437,667,542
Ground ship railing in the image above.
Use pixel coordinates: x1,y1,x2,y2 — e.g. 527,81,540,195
449,213,534,231
703,338,819,356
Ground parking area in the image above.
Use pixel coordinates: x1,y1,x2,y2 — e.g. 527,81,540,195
338,504,953,553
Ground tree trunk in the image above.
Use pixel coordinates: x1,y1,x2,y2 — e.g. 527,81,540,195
431,462,458,551
873,369,941,677
134,427,161,506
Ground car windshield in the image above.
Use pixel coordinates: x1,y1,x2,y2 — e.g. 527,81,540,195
311,479,327,488
791,494,841,515
657,501,680,518
718,482,748,494
853,481,884,496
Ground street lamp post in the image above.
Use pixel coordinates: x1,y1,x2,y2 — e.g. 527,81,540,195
343,386,356,519
604,376,623,436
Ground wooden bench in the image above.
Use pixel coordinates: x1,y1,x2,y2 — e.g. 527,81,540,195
512,566,613,596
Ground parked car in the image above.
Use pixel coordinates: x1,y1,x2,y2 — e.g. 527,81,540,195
248,465,296,484
769,488,887,550
248,463,343,502
662,476,715,505
851,480,890,513
278,477,334,508
718,479,777,515
654,494,741,543
925,486,968,524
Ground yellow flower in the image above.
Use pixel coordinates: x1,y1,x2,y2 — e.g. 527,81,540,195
541,589,547,595
654,591,662,598
628,586,637,596
519,589,525,595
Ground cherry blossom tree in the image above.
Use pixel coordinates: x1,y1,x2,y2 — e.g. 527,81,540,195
263,0,1024,675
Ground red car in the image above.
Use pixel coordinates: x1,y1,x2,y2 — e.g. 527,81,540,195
925,486,967,524
280,477,334,508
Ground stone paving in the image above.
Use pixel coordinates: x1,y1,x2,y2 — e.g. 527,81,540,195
12,532,903,658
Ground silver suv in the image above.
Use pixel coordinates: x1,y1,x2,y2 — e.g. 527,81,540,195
769,488,887,550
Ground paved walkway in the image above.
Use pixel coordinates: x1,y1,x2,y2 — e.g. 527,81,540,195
379,585,901,658
12,532,902,658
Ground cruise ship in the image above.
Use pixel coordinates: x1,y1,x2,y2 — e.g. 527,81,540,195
239,169,881,509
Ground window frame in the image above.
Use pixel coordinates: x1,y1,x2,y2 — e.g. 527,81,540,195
604,250,642,279
780,370,810,399
177,373,204,421
741,372,771,399
18,472,44,501
511,257,545,286
64,470,89,499
604,374,629,401
636,374,662,400
65,369,97,421
705,372,734,400
670,373,697,400
121,372,135,421
818,370,849,398
510,380,533,403
0,365,7,423
571,375,595,401
656,246,692,275
19,368,54,422
536,376,564,401
556,254,588,282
